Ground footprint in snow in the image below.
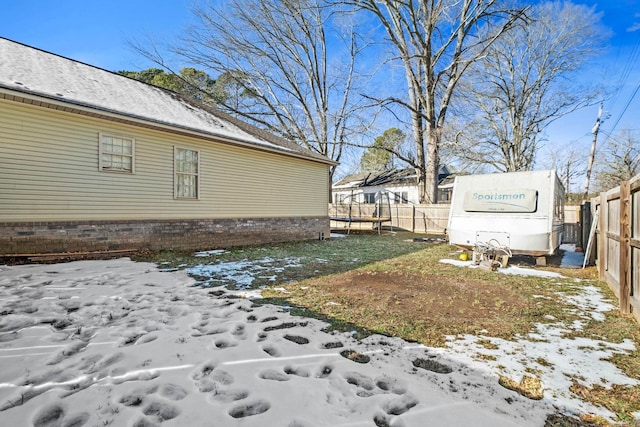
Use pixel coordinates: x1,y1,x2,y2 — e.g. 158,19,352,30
22,367,65,386
230,323,247,339
211,388,250,403
228,399,270,418
32,403,90,427
284,366,310,378
142,398,181,423
212,337,238,349
322,341,344,349
258,369,290,382
192,324,227,337
262,345,281,357
32,403,65,427
283,334,309,345
158,383,188,401
87,352,125,374
263,321,308,332
210,370,234,385
316,365,333,379
344,371,375,391
136,333,158,344
340,349,370,364
192,361,217,381
46,341,89,365
383,393,419,416
412,357,453,374
131,417,159,427
375,375,408,395
59,412,90,427
192,364,234,392
119,385,159,407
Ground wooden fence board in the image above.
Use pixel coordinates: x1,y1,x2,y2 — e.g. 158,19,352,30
592,173,640,322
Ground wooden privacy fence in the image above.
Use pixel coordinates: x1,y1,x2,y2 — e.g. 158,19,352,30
591,173,640,322
330,203,583,237
329,203,450,234
563,205,581,244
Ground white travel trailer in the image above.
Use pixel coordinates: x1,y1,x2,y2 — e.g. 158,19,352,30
447,170,565,265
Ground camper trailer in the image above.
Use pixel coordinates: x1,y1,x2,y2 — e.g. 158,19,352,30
447,170,565,266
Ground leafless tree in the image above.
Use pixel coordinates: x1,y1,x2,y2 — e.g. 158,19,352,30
594,130,640,192
452,1,606,173
541,145,586,203
133,0,373,182
338,0,525,203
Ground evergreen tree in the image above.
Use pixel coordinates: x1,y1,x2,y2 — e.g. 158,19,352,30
118,67,219,104
360,128,405,172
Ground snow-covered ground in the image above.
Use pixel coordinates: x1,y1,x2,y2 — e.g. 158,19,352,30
0,257,637,426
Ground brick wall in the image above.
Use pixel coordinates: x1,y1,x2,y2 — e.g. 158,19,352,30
0,217,330,255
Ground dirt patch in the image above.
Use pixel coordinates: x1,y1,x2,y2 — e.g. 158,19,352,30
268,264,542,346
339,270,525,313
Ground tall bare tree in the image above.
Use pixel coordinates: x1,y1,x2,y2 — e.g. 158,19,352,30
342,0,524,202
148,0,372,182
542,145,586,202
594,130,640,192
452,1,606,172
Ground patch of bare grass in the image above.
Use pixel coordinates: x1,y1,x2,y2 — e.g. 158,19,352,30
134,233,427,289
498,375,544,400
570,382,640,424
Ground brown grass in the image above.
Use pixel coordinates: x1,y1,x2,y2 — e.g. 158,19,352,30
498,375,544,400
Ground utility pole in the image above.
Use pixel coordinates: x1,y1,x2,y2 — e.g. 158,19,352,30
583,103,603,201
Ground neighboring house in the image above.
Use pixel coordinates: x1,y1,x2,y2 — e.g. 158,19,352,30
0,38,336,256
332,166,456,205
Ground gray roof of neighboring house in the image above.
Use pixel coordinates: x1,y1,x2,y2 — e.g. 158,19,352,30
0,37,334,165
333,166,454,189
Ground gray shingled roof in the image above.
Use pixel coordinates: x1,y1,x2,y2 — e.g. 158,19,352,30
334,166,453,188
0,37,333,165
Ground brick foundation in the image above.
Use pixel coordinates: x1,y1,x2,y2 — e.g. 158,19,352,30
0,217,330,255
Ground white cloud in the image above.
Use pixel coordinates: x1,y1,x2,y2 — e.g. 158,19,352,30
627,22,640,32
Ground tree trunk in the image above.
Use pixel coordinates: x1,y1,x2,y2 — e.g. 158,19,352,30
411,110,427,203
424,126,440,204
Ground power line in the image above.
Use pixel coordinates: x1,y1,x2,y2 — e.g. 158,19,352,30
603,83,640,142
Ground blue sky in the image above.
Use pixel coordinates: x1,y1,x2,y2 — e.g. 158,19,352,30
2,0,639,179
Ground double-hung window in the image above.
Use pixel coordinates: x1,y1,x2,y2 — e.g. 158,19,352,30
174,147,199,199
99,133,135,173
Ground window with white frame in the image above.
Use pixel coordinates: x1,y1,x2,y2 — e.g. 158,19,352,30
364,193,376,204
174,147,199,199
99,133,134,173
